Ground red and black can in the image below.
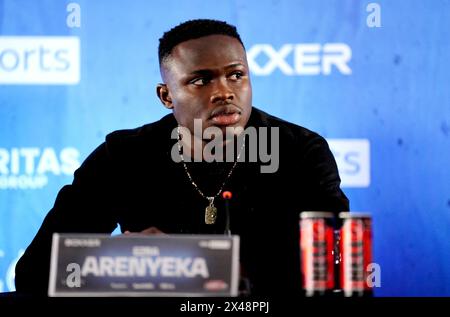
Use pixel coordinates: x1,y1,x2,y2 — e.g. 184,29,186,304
339,212,373,297
299,212,335,296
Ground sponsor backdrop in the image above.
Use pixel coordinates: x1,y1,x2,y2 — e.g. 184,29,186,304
0,0,449,296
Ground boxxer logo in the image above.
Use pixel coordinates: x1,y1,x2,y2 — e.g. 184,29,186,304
247,43,352,76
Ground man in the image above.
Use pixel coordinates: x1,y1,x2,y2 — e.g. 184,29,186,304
15,19,349,295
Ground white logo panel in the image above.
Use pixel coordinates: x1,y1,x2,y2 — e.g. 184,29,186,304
327,139,370,188
0,36,80,84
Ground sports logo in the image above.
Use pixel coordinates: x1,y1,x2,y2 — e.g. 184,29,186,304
0,36,80,84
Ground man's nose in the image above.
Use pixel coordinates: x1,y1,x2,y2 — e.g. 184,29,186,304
210,78,234,104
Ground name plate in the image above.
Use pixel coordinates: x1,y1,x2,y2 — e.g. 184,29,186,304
48,233,240,297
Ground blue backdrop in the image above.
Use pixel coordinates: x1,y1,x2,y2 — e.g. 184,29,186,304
1,0,449,296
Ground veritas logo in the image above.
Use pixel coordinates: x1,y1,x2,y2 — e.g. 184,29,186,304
0,147,80,189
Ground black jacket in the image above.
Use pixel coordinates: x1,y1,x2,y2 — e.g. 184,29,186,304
15,107,349,295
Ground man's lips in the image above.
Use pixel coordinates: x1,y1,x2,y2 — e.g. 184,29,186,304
210,112,240,126
209,105,242,126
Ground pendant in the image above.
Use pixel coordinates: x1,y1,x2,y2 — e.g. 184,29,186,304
205,197,217,224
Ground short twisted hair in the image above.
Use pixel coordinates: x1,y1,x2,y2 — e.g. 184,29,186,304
158,19,244,65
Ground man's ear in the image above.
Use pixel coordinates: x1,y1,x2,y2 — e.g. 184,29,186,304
156,84,173,109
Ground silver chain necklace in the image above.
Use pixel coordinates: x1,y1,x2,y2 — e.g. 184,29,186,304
177,126,245,224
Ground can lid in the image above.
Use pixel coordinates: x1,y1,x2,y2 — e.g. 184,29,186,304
339,212,372,219
300,211,334,219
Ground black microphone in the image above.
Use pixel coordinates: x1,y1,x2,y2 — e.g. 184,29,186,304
222,191,232,236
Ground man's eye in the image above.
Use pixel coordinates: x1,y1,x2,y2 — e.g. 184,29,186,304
229,72,243,80
190,77,210,86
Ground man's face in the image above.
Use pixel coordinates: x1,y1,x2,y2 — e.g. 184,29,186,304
158,35,252,136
